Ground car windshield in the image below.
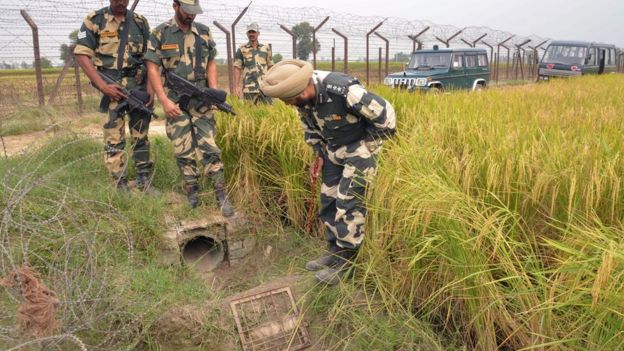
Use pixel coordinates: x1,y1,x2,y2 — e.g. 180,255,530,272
407,52,452,69
542,45,588,65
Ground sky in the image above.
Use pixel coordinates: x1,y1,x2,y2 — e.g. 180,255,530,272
247,0,624,47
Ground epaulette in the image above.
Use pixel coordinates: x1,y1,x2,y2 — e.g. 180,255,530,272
132,12,148,25
194,22,211,35
323,72,359,96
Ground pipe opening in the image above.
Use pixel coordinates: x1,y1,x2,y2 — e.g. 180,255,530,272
181,236,225,272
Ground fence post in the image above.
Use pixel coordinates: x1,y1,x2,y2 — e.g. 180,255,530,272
374,31,389,79
280,24,297,59
231,2,251,58
312,16,330,69
408,27,430,51
496,35,514,83
366,20,385,84
213,21,234,93
20,10,44,107
73,52,84,114
435,29,463,48
331,28,348,74
49,46,75,105
331,40,336,72
514,40,531,80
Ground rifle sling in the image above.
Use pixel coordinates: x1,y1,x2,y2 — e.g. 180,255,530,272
116,10,132,80
194,31,204,83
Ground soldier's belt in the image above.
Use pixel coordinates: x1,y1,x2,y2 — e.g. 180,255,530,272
98,67,139,79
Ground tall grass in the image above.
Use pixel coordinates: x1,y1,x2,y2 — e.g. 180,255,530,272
218,75,624,350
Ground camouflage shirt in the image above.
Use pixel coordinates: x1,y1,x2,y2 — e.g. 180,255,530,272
297,71,396,154
233,42,272,93
74,7,149,71
144,18,217,101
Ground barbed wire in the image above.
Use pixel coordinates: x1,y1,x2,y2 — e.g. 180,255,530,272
0,0,551,67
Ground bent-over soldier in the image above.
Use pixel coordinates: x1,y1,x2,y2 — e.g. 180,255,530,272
233,23,273,104
74,0,156,193
144,0,234,216
260,60,396,285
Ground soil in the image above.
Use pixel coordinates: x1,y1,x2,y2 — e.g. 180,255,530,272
0,119,167,158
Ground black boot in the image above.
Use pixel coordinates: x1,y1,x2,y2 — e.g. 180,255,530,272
315,247,358,286
214,182,234,217
184,183,201,208
114,177,130,193
305,241,340,271
136,172,160,196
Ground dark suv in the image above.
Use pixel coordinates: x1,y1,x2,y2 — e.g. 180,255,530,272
384,47,490,91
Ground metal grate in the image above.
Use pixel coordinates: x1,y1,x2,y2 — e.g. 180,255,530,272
230,287,311,351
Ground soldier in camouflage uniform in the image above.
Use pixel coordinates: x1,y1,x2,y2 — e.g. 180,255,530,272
74,0,155,192
233,23,273,105
261,60,396,285
144,0,234,216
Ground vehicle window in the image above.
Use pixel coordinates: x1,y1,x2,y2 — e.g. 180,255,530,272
452,54,464,68
588,48,597,65
543,45,588,65
407,52,452,69
477,54,488,67
465,55,477,68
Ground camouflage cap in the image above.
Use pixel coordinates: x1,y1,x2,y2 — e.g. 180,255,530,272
260,60,313,99
177,0,203,14
246,23,259,32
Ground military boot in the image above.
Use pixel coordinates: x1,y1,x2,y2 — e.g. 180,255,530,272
114,177,130,193
184,183,201,208
136,172,160,196
214,182,234,217
314,248,358,286
305,241,340,271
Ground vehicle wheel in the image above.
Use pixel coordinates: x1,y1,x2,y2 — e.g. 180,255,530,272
474,83,486,92
430,85,443,94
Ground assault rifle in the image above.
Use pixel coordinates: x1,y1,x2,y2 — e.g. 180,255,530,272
164,71,236,116
97,71,159,121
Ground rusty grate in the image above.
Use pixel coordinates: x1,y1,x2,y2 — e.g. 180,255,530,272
230,287,310,351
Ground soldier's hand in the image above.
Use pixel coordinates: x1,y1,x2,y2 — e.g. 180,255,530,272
100,83,127,101
309,155,323,182
162,98,182,118
145,92,155,108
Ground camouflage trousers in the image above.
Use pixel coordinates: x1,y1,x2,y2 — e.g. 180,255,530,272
165,105,224,186
104,105,153,180
319,139,377,249
243,92,272,105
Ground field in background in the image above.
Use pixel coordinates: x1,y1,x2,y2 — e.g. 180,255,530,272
1,75,623,350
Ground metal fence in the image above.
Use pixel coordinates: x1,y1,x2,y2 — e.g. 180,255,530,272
1,0,623,112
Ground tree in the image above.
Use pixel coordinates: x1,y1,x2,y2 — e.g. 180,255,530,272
21,61,30,69
60,29,79,63
394,52,412,63
272,53,283,64
292,22,320,61
36,57,53,68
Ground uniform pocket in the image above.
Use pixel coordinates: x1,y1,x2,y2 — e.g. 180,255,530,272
323,114,349,129
98,35,119,55
129,35,144,54
160,48,180,70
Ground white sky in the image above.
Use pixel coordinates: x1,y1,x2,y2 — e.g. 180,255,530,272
246,0,624,47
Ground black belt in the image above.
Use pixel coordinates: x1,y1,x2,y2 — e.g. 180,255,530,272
98,67,139,79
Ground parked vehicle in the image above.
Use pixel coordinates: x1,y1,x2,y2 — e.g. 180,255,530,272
538,41,617,80
383,47,490,92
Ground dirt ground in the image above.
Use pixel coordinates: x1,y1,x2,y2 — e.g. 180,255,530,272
0,118,167,158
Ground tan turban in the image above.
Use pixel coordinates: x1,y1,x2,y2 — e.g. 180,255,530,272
260,60,313,99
